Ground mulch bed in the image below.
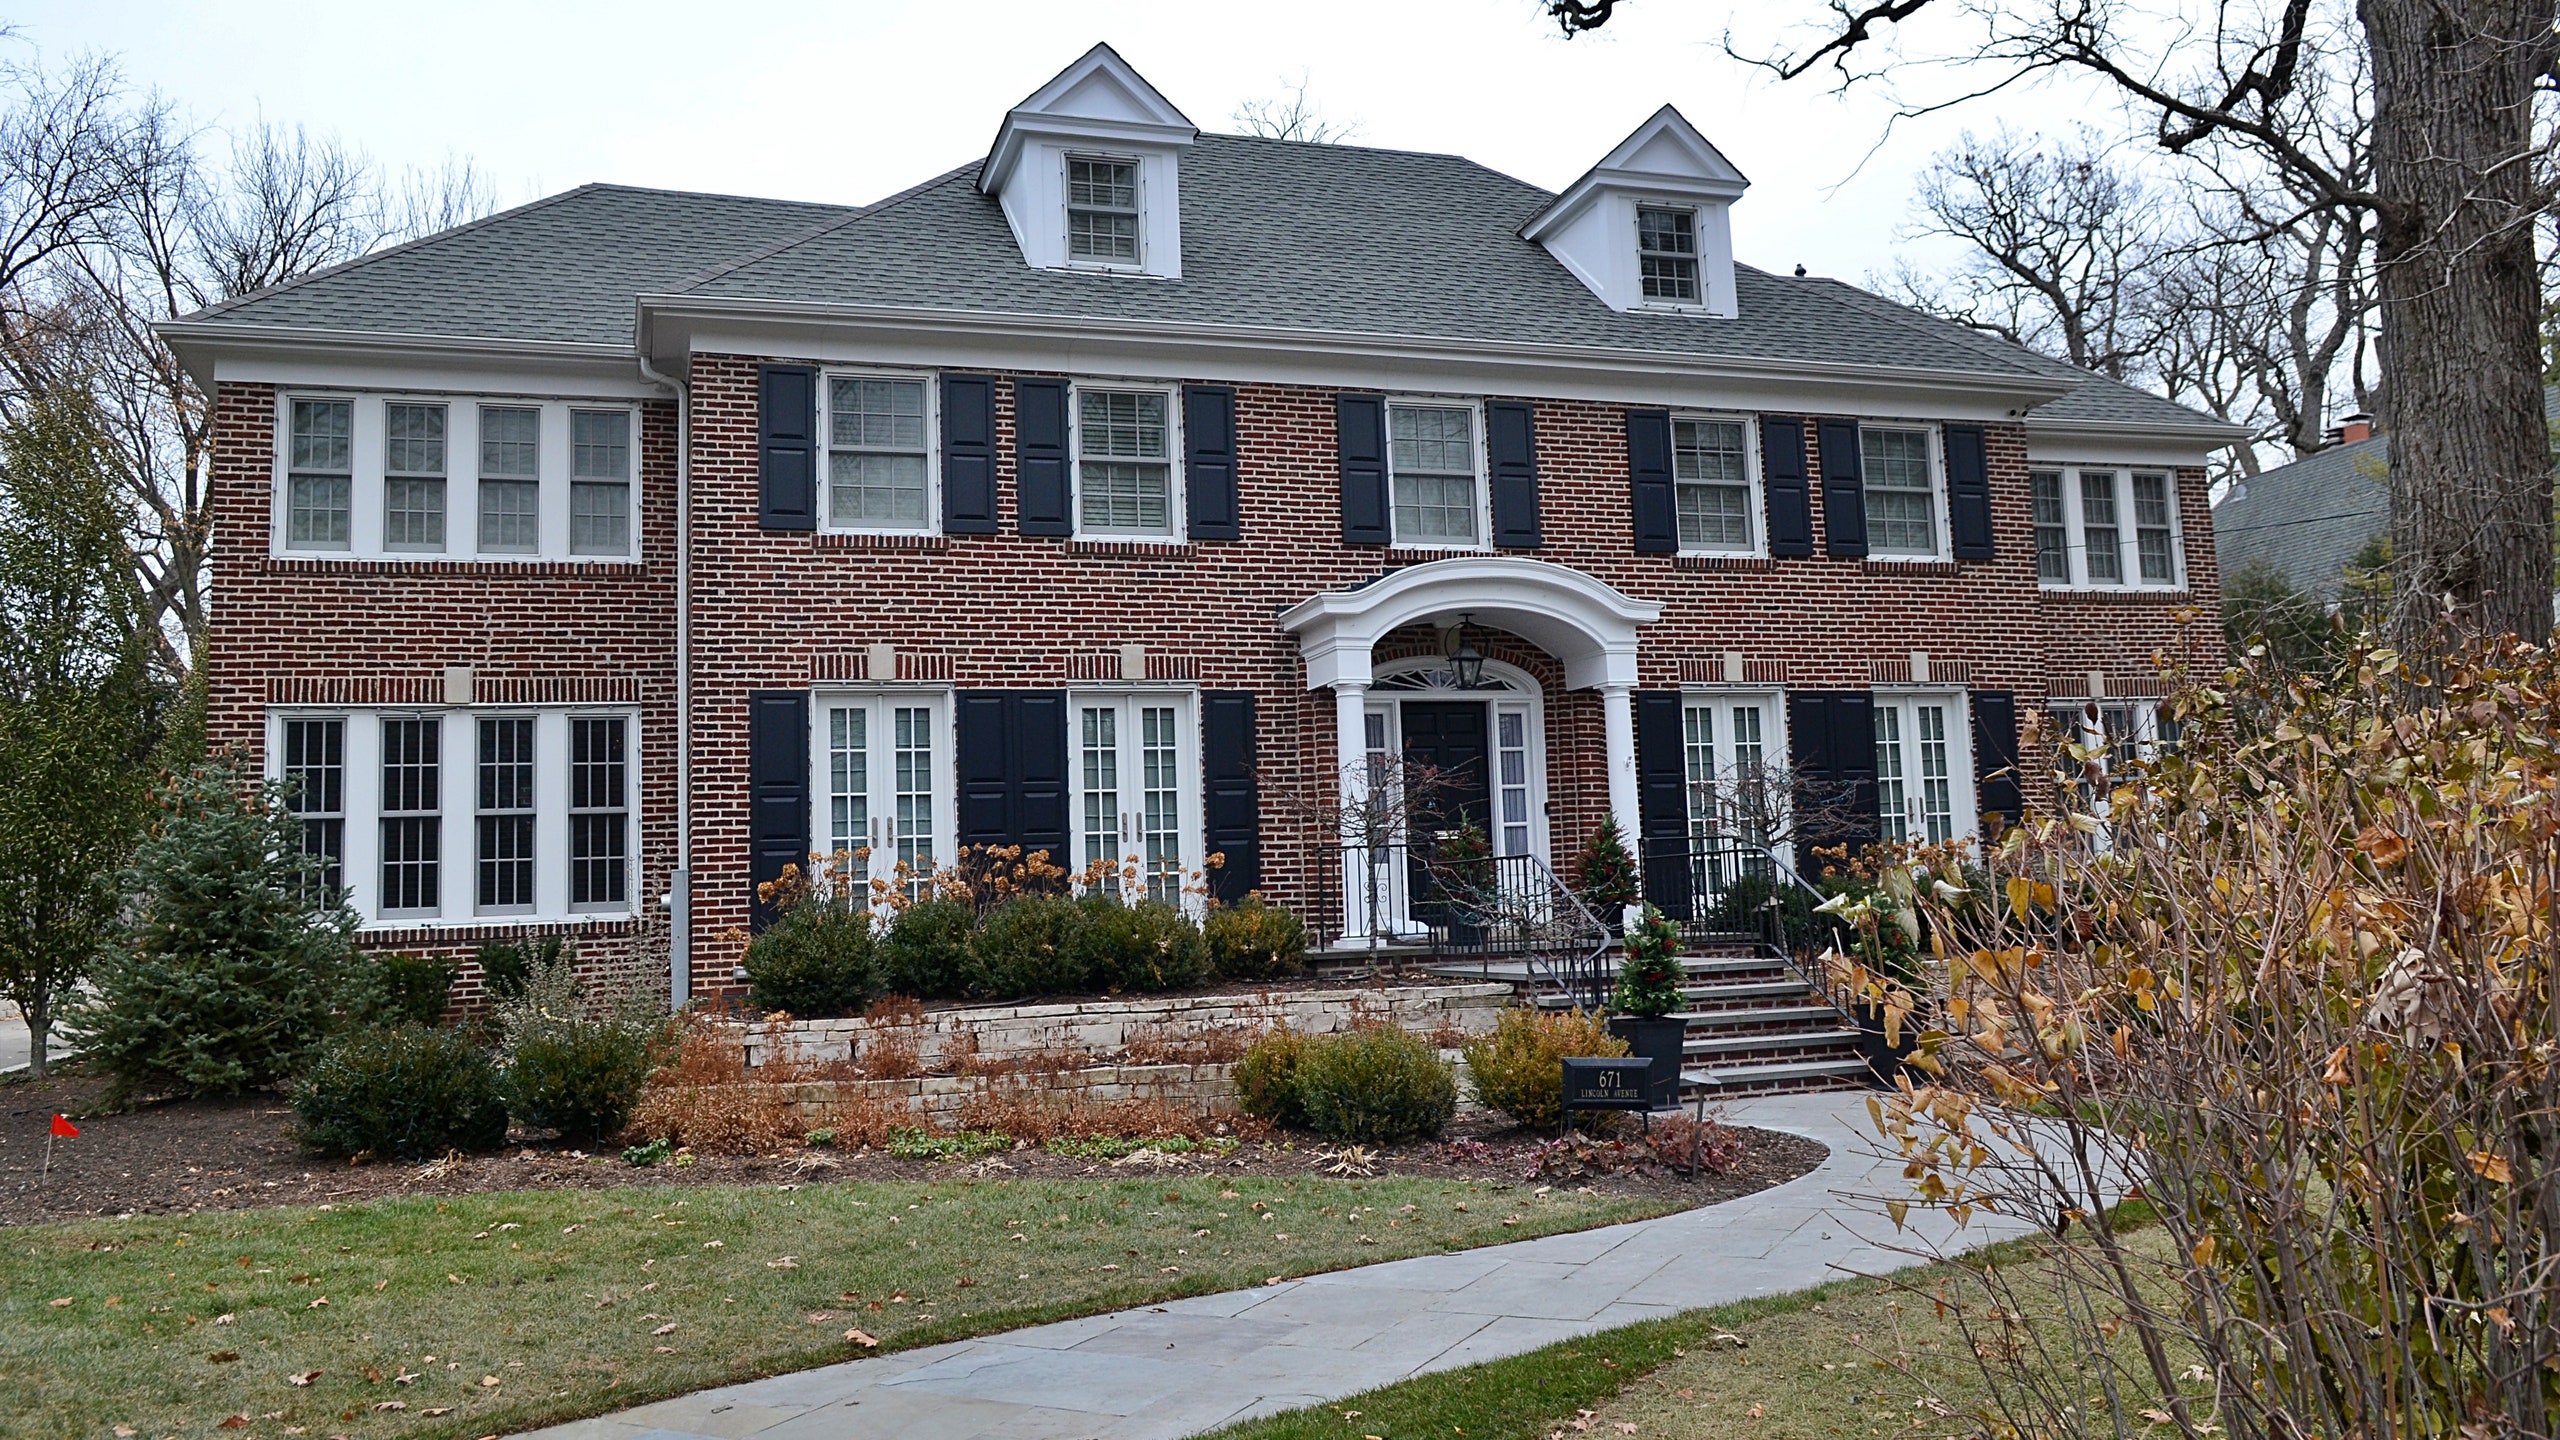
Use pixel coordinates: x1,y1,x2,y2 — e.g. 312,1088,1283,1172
1,1066,1828,1226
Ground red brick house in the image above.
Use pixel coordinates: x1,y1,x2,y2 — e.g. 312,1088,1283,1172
162,45,2237,1004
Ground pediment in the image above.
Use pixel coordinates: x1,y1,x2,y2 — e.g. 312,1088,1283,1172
1010,43,1194,131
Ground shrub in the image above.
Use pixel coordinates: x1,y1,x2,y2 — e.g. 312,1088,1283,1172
1069,894,1209,993
505,1020,659,1145
876,897,978,999
625,1014,814,1154
1295,1027,1457,1143
1205,897,1307,981
970,893,1087,998
368,953,459,1028
472,937,563,1003
294,1026,509,1159
1573,815,1641,920
1611,904,1686,1019
741,902,880,1018
1232,1027,1311,1129
70,755,359,1103
1461,1007,1631,1130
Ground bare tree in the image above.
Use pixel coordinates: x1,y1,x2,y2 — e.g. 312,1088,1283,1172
1645,0,2558,645
1232,74,1360,144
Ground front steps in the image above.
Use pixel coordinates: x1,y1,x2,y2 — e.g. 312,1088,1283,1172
1435,934,1872,1099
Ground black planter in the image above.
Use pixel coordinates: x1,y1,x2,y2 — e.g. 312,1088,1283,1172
1852,1001,1920,1087
1607,1014,1687,1110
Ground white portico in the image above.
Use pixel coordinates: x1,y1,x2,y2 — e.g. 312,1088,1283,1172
1278,557,1662,886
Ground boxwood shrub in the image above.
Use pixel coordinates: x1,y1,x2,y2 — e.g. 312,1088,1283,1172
876,897,979,999
742,903,881,1018
1070,894,1209,992
294,1026,509,1159
971,894,1086,998
1293,1027,1457,1143
505,1020,660,1146
1460,1006,1629,1130
1205,896,1307,981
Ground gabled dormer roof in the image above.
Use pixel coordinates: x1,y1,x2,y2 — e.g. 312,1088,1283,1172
1520,104,1747,243
981,42,1198,198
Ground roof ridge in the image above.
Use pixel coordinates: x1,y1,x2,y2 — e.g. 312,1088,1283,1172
572,180,858,212
184,183,611,324
670,160,985,297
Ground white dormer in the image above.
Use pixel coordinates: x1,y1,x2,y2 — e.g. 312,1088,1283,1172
981,43,1198,279
1522,105,1749,319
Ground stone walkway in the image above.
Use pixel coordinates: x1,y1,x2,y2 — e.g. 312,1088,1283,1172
523,1091,2033,1440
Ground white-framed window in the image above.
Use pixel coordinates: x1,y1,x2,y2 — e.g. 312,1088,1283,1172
2050,699,2180,772
1681,691,1787,847
816,690,951,901
1072,385,1181,538
1672,413,1759,554
1387,399,1487,548
266,707,641,928
1859,424,1945,559
477,405,542,554
1071,689,1202,904
1873,691,1975,846
2030,464,2186,590
1065,154,1141,265
275,394,642,563
286,398,353,550
1636,205,1701,304
824,372,935,533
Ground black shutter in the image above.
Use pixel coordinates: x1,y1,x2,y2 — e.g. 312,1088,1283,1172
1337,393,1390,546
1486,400,1543,549
955,691,1070,866
1627,409,1677,554
1945,423,1995,560
1635,690,1691,920
1013,377,1070,536
1761,415,1813,557
1184,385,1240,541
1817,418,1868,558
757,365,816,531
1202,692,1260,902
1971,689,2022,837
1787,691,1879,869
747,690,810,932
941,373,997,534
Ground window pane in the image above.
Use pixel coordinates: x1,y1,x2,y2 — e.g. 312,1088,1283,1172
1637,207,1699,302
1140,705,1181,902
1862,428,1936,554
1389,405,1474,475
478,406,539,478
1672,419,1751,549
1079,461,1169,530
1389,406,1478,544
479,478,540,552
832,377,927,450
1496,710,1530,858
2132,471,2176,582
384,477,446,550
1393,472,1478,544
385,404,446,476
571,410,629,480
571,481,629,555
1076,391,1171,532
1874,706,1908,844
283,718,345,899
2031,469,2070,582
1067,157,1141,263
1079,391,1167,458
829,705,868,860
892,706,934,879
830,452,929,527
288,474,350,548
1068,158,1138,209
570,717,627,908
379,718,441,914
2080,472,2123,583
287,400,353,550
1081,706,1119,873
476,716,535,911
290,399,352,474
385,403,448,550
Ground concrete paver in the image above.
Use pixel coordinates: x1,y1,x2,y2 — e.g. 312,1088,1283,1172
514,1091,2033,1440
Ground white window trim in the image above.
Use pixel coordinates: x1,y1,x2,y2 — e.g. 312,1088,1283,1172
1066,686,1206,910
271,392,641,564
1364,657,1552,865
2048,698,2176,773
1384,395,1494,552
1632,199,1710,313
265,705,641,930
1857,421,1952,561
1870,687,1977,846
2032,464,2188,593
380,398,452,556
1060,150,1146,274
1068,379,1186,542
1670,410,1765,557
808,687,956,903
818,367,941,537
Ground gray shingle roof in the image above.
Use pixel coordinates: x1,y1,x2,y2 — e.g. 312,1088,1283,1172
2211,386,2560,597
177,134,2219,436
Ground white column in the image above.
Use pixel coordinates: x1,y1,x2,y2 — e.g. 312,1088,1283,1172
1333,681,1370,940
1600,682,1642,927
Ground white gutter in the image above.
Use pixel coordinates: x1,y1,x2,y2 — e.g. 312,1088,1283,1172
633,346,691,1010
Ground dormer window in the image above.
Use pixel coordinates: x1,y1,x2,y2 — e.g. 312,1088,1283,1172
1066,156,1141,264
1637,207,1699,303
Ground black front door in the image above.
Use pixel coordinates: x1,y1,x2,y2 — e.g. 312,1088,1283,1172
1401,701,1494,939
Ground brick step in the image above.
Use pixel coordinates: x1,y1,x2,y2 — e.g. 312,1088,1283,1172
1676,1002,1846,1029
1679,1056,1873,1093
1677,954,1797,979
1684,1026,1862,1057
1671,978,1826,1007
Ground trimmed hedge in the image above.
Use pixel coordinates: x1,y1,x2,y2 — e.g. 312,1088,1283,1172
742,904,881,1018
1461,1007,1630,1130
294,1026,509,1159
1206,897,1308,981
876,898,978,999
1069,895,1210,992
1236,1026,1457,1143
1233,1027,1312,1129
970,894,1084,998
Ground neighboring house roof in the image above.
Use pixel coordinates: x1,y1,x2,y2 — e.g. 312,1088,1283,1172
171,133,2219,436
2212,386,2560,599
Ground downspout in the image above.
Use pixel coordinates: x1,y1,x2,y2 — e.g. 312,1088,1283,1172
635,342,691,1009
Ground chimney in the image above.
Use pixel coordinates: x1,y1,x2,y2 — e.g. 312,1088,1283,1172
2339,412,2375,444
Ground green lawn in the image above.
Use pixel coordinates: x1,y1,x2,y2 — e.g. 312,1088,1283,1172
0,1173,1674,1440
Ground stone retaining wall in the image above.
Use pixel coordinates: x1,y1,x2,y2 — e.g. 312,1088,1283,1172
774,1061,1242,1126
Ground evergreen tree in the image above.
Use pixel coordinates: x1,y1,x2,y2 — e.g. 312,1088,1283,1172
1611,904,1686,1019
69,754,358,1103
1573,814,1641,922
0,392,166,1077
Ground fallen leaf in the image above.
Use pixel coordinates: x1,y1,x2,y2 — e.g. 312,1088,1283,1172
422,1408,452,1416
217,1417,250,1430
652,1322,678,1335
213,1313,235,1325
766,1256,799,1269
47,1297,71,1308
844,1328,880,1347
702,1240,724,1249
447,1273,464,1285
480,1375,500,1387
1616,1426,1639,1435
307,1296,329,1308
290,1369,322,1386
114,1429,137,1438
372,1401,407,1413
207,1351,240,1363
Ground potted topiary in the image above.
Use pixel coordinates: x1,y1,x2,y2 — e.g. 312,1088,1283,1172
1573,815,1641,934
1607,903,1688,1109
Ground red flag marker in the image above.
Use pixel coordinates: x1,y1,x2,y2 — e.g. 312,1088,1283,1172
50,1114,77,1138
42,1113,76,1185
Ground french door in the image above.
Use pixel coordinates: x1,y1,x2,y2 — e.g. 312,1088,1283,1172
819,692,950,897
1873,692,1975,846
1072,691,1199,904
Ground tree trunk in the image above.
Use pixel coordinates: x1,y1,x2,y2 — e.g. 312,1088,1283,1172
2364,0,2556,648
25,991,47,1081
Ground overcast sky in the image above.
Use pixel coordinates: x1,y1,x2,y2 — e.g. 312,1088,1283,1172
8,1,2141,286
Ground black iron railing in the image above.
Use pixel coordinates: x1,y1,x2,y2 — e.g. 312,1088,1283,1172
1639,834,1864,1025
1313,842,1613,1009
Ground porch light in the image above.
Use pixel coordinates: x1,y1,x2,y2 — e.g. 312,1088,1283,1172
1448,614,1487,689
